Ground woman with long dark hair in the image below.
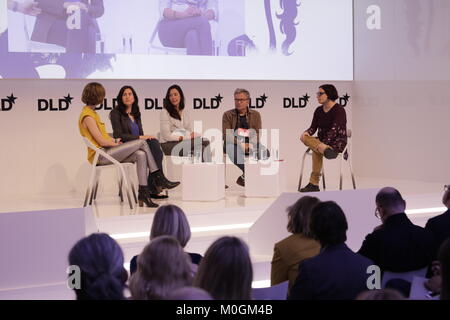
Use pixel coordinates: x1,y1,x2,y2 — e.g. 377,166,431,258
78,82,174,208
110,86,179,202
159,84,211,161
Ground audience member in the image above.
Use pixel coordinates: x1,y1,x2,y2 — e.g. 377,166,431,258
358,187,435,272
167,286,213,300
425,184,450,255
129,236,193,300
271,196,321,291
68,233,127,300
194,236,253,300
129,205,202,275
289,201,373,300
356,288,405,300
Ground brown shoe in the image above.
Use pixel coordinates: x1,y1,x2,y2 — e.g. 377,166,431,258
236,175,245,187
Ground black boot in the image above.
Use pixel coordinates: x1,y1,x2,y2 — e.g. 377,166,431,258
138,185,159,208
151,170,180,190
299,183,320,193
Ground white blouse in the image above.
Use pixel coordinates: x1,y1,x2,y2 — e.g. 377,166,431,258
159,108,193,143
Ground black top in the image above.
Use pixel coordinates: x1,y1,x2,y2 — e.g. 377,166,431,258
110,108,144,142
425,209,450,257
358,213,436,272
234,113,250,143
289,243,373,300
129,252,203,275
306,104,347,153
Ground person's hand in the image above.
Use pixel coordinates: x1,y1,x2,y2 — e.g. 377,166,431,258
190,132,200,139
63,1,88,12
431,261,441,276
141,135,156,140
183,5,201,18
178,136,184,141
113,138,122,146
424,275,442,294
17,1,42,16
300,131,310,143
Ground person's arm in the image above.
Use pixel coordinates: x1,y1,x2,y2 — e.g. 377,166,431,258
8,0,41,15
37,0,66,17
162,1,201,20
270,245,288,286
305,108,319,137
82,116,119,147
160,109,182,142
202,0,217,20
110,110,139,142
222,111,237,145
322,107,347,147
249,112,261,147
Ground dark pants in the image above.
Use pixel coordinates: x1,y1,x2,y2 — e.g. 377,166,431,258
158,16,213,55
160,138,212,162
147,139,164,193
224,142,270,175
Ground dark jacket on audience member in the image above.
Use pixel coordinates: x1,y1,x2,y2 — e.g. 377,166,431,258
129,253,202,275
289,243,373,300
425,209,450,256
110,108,144,142
358,213,436,272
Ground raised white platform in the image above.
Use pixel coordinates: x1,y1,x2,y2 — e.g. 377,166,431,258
0,177,446,299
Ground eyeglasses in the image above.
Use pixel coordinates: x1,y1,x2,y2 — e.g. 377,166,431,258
234,99,248,102
316,92,326,96
374,207,381,219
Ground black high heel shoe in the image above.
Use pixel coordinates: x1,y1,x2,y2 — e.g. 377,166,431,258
138,185,159,208
151,170,180,190
150,193,169,199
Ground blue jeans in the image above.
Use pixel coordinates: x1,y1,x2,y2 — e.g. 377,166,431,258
224,142,270,175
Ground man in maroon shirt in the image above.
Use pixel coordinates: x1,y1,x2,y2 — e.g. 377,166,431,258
299,84,347,192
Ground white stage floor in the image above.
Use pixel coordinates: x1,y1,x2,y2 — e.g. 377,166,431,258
0,176,446,288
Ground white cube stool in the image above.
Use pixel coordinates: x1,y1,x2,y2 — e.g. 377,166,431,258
245,159,285,197
182,163,225,201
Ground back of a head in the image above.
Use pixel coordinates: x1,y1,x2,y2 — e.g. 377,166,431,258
287,196,321,237
438,238,450,300
310,201,348,247
150,205,191,247
376,187,406,215
129,235,193,300
167,286,213,300
356,289,405,300
194,236,253,300
68,233,126,300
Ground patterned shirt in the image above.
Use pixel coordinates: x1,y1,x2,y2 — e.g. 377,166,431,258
306,104,348,154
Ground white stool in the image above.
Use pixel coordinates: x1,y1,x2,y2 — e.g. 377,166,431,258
182,163,225,201
298,129,356,191
245,159,285,197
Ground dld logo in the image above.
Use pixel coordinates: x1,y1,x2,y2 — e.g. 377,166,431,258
144,98,163,110
95,98,118,110
1,94,17,111
38,94,73,111
249,94,268,109
194,94,223,110
339,94,351,107
284,94,310,108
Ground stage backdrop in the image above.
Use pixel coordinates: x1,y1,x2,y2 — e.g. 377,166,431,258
0,80,353,199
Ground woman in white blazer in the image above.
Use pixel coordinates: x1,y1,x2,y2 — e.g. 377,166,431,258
160,84,211,161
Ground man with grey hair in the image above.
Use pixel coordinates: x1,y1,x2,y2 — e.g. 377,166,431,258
222,88,269,186
358,187,435,273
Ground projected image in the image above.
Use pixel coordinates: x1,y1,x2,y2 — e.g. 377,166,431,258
1,0,353,80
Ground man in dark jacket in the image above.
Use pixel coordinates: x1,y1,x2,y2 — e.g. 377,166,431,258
358,187,436,272
290,201,373,300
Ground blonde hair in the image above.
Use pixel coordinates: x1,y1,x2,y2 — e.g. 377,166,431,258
129,236,193,300
150,205,191,247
